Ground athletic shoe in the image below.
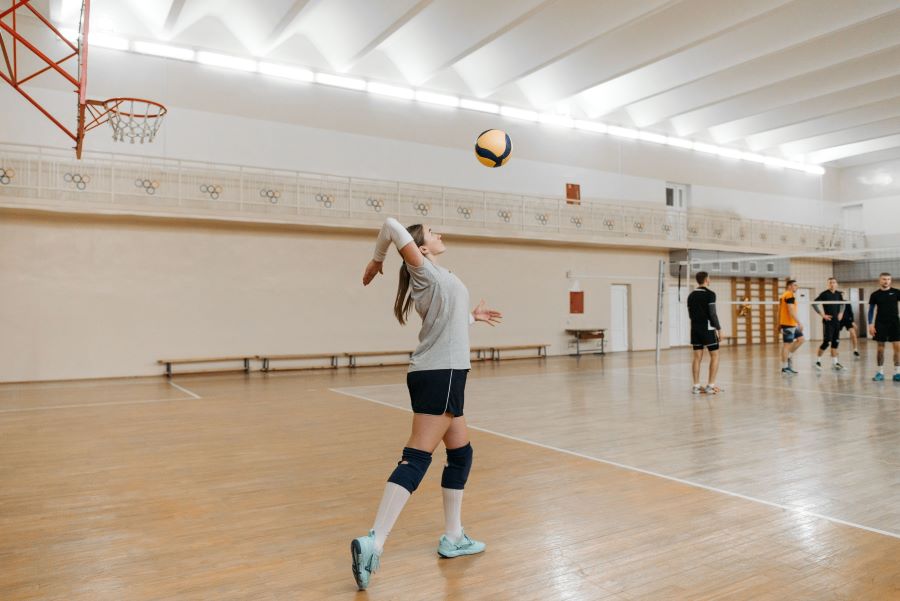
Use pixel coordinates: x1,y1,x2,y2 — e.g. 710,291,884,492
893,373,900,382
437,530,486,558
782,366,798,375
815,361,822,370
853,350,861,358
703,385,721,394
873,373,885,382
833,363,844,371
351,530,381,591
691,385,702,394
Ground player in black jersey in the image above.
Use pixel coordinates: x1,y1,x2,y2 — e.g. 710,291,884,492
813,277,845,371
867,272,900,382
687,271,721,394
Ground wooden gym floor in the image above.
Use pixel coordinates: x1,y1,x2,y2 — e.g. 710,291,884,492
1,345,898,600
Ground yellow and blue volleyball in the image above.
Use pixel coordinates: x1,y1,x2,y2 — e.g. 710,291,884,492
475,129,512,168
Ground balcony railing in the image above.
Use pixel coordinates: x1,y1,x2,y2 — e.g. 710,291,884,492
0,143,865,252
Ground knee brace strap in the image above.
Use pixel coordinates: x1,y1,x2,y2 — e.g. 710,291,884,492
441,443,473,490
387,447,432,494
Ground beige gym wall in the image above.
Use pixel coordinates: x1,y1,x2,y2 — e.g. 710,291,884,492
0,210,666,382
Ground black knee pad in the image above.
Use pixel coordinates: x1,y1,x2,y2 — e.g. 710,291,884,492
819,340,831,351
387,447,432,494
441,443,473,490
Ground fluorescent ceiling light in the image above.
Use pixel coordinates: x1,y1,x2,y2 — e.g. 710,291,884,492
196,51,257,72
539,113,574,127
460,99,499,114
133,40,194,61
666,137,694,149
763,156,790,168
741,152,768,164
315,73,366,90
608,126,640,139
501,106,538,121
258,62,314,82
416,90,459,107
716,147,743,159
802,165,826,175
368,82,414,99
90,32,129,51
693,142,720,154
637,131,667,144
573,120,607,133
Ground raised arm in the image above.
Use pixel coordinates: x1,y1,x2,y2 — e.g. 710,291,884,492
364,218,424,285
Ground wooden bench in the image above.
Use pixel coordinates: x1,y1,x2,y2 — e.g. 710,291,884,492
471,346,494,361
490,344,549,361
345,350,413,368
158,356,253,377
256,353,339,372
719,334,736,346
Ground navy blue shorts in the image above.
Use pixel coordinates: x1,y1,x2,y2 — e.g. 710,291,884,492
781,326,804,343
406,369,468,417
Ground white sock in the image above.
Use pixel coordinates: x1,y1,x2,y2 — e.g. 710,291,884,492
372,482,411,554
442,488,464,543
895,365,899,374
832,356,838,364
878,366,884,375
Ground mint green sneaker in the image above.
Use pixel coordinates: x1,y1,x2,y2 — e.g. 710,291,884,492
437,529,486,558
350,530,380,590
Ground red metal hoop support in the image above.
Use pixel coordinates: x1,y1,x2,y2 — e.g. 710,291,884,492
0,1,165,158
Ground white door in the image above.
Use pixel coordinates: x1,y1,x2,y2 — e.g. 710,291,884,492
842,205,863,231
668,286,690,346
610,285,630,352
797,288,812,335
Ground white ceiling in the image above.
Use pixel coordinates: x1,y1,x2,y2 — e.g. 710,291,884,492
44,0,900,167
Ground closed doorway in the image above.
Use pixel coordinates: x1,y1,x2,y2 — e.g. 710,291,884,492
610,285,630,352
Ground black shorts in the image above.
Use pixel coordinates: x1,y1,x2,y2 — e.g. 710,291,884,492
820,320,840,348
691,329,719,351
406,369,468,417
872,320,900,343
840,317,855,331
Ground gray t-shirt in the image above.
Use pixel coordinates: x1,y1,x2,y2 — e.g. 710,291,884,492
406,259,471,372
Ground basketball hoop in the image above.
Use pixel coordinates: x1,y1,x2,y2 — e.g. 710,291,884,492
0,1,167,158
101,98,167,144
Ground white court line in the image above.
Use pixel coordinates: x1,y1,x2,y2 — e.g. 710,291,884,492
329,386,900,541
0,396,197,414
169,381,201,399
0,378,169,392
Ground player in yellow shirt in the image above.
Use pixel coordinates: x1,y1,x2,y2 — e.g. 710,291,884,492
779,279,805,374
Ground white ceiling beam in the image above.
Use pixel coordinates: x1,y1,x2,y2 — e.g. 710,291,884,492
832,147,900,168
163,0,188,35
783,117,900,158
672,45,900,137
575,0,900,118
264,0,323,54
377,0,550,86
339,0,433,71
453,0,673,99
748,98,900,151
516,0,791,109
710,76,900,144
626,8,900,128
807,134,900,164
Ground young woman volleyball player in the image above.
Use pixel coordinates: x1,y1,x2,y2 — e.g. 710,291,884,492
350,217,502,591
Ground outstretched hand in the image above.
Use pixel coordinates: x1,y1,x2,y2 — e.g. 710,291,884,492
472,299,502,326
362,260,383,286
